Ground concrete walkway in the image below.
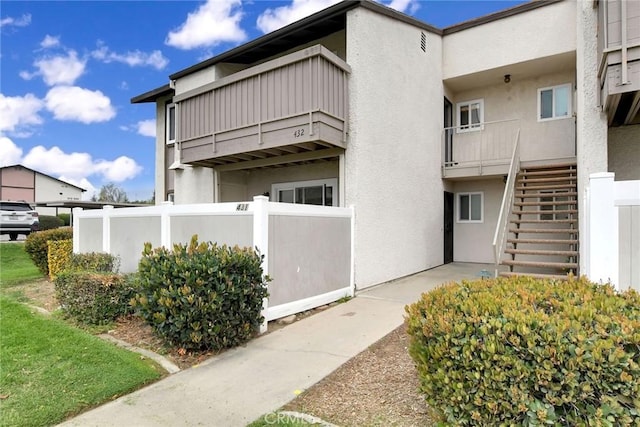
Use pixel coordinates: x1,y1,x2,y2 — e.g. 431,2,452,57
59,262,489,427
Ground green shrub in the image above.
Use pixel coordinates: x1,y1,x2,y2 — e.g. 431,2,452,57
47,239,119,280
38,215,64,230
405,276,640,426
69,252,119,273
131,235,269,351
54,271,135,325
24,227,73,275
47,239,73,280
58,213,71,226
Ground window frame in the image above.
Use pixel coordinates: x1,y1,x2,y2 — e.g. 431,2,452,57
456,192,484,223
537,83,572,122
271,178,338,207
166,103,176,145
456,99,484,133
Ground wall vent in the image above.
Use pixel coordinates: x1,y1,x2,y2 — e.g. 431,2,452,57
420,32,426,52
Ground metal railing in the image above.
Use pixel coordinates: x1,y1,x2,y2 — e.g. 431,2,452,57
492,129,521,277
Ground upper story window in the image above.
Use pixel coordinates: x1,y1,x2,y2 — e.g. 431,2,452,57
457,192,483,223
166,103,176,145
272,179,338,206
456,99,484,133
538,84,571,121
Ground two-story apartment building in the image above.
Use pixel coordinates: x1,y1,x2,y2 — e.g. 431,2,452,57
132,0,639,290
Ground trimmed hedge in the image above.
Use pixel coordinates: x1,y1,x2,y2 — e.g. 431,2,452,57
405,276,640,426
24,227,73,276
47,239,73,280
54,271,135,325
58,213,71,226
47,239,120,280
131,236,269,351
38,215,64,230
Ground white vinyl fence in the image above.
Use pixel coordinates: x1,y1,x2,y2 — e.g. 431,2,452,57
73,196,354,328
584,173,640,291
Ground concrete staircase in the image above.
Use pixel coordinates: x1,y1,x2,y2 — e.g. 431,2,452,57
499,162,579,280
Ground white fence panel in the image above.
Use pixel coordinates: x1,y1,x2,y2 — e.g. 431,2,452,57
73,196,354,330
585,173,640,291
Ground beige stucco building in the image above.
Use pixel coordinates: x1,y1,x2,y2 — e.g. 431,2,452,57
132,0,640,290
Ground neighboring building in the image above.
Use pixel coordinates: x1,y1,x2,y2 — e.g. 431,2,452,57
132,0,640,290
0,165,86,215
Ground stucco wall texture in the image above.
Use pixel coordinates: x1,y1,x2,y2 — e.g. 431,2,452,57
608,125,640,181
346,8,444,289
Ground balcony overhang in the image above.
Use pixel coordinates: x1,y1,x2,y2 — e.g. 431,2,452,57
175,45,350,170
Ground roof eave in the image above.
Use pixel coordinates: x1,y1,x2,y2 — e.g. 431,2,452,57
131,84,173,104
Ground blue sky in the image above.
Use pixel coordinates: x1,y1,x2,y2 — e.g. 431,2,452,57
1,0,524,201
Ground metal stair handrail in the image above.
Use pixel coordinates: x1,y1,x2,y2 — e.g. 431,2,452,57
492,129,521,277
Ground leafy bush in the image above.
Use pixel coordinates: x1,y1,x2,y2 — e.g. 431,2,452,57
69,252,120,273
54,272,135,325
405,276,640,426
47,239,73,280
24,227,73,275
38,215,64,230
58,213,71,226
47,239,119,280
131,236,269,351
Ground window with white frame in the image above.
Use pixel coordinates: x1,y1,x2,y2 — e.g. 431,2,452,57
537,84,571,121
271,179,338,206
456,99,484,132
457,192,483,223
166,103,176,144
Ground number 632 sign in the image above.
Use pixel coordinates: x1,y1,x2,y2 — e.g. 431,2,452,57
293,128,305,138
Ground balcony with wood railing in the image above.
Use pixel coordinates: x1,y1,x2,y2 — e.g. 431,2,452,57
442,119,521,178
173,45,350,170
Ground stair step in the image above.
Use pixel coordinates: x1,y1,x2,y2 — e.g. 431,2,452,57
508,238,578,245
517,176,576,183
513,209,578,215
509,228,578,234
511,219,577,224
514,200,577,207
505,248,579,256
521,162,576,171
498,271,571,280
502,260,578,269
515,191,577,199
515,184,576,191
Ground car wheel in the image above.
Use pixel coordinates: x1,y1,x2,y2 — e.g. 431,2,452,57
9,233,18,241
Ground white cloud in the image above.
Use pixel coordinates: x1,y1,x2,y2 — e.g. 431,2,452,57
0,93,44,134
26,50,86,86
257,0,340,33
40,34,60,48
95,156,143,182
91,43,169,70
0,14,31,28
119,81,129,90
22,145,142,184
136,120,156,137
45,86,115,124
0,136,24,166
166,0,247,50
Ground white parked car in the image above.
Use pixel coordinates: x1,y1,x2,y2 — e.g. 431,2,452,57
0,201,39,241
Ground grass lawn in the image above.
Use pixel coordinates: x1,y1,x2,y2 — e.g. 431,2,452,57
0,296,163,427
0,243,43,288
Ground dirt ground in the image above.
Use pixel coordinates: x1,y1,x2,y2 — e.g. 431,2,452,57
9,280,435,425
